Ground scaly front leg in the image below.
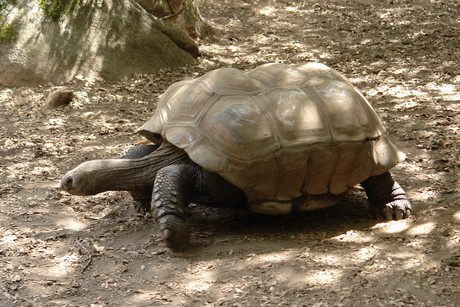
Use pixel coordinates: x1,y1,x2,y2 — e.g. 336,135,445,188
153,165,196,252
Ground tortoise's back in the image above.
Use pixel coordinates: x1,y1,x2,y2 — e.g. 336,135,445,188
138,63,405,208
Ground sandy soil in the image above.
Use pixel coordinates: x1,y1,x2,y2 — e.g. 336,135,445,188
1,0,459,306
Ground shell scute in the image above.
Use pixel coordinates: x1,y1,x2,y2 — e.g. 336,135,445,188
258,87,330,146
248,63,310,87
308,79,384,142
165,81,215,124
203,67,266,94
198,95,277,160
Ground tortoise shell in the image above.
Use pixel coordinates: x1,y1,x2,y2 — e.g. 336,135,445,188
138,63,405,213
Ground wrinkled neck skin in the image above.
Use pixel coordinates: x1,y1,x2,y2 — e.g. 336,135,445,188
62,143,191,196
85,157,161,194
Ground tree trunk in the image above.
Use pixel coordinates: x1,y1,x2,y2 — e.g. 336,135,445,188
135,0,213,39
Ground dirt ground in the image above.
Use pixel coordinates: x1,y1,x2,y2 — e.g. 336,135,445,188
1,0,459,306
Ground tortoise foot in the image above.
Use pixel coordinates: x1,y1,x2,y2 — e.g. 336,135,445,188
133,200,152,214
382,199,411,221
158,215,190,252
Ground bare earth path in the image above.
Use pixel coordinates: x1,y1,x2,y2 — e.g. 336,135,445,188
1,0,459,305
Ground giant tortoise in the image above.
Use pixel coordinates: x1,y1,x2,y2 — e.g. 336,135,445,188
61,63,411,251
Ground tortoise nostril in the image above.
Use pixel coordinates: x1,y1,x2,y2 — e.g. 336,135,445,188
65,176,73,186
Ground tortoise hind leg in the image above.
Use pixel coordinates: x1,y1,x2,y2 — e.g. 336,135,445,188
361,171,411,220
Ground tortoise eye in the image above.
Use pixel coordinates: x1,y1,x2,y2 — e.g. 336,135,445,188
65,176,73,186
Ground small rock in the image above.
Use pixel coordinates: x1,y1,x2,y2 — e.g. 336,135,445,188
46,88,74,109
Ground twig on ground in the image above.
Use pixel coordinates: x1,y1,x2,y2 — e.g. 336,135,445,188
75,239,92,272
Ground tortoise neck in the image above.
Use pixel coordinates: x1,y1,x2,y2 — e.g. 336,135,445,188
93,143,191,192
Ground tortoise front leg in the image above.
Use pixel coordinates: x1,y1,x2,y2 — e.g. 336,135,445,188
153,164,247,251
153,165,194,252
361,171,411,220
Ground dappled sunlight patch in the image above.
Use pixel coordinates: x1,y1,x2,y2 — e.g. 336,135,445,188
92,190,121,200
271,265,344,288
126,291,182,305
176,262,222,293
378,84,425,99
446,227,459,249
372,220,410,234
394,100,420,111
332,230,375,244
453,211,460,222
128,292,160,305
0,234,18,244
314,254,343,266
407,222,437,236
358,251,440,281
57,218,87,231
254,250,298,264
30,166,54,177
250,250,344,287
184,272,215,293
0,88,14,102
301,268,343,286
81,111,101,118
5,160,61,183
411,186,442,203
365,77,460,105
259,6,276,17
286,5,303,12
402,161,427,174
48,253,80,277
47,117,65,129
70,142,130,162
426,82,458,96
318,51,333,60
69,90,90,108
5,162,32,179
353,245,380,261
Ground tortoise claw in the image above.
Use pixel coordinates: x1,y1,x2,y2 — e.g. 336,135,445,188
394,209,404,220
383,207,394,221
133,200,152,214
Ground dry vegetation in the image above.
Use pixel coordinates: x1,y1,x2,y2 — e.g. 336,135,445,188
1,0,459,305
